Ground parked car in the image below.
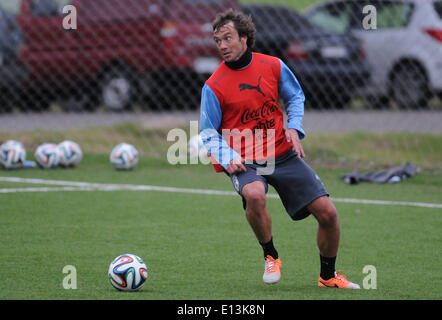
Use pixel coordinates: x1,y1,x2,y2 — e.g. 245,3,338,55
16,0,239,111
0,7,29,113
304,0,442,109
241,4,371,109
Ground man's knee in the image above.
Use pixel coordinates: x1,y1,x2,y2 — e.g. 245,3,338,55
310,197,338,227
242,181,266,210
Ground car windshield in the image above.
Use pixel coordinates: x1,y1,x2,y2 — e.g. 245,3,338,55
306,1,356,34
244,5,318,33
375,1,414,29
306,0,414,33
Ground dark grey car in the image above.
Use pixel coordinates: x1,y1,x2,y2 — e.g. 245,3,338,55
242,4,371,109
0,8,29,112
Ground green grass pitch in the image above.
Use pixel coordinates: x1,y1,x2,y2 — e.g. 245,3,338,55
0,154,441,301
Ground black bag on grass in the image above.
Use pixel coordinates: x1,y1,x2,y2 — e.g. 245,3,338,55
341,162,418,185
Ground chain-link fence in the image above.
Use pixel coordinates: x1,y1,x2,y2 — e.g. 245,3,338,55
0,0,441,169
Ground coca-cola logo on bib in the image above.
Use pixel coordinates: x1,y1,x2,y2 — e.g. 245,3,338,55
240,99,278,126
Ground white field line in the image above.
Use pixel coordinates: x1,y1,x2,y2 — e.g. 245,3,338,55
0,176,441,209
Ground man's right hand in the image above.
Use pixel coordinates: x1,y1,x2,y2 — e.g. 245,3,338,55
226,157,247,175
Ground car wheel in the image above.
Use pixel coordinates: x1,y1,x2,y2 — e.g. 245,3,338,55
100,66,136,111
390,63,430,109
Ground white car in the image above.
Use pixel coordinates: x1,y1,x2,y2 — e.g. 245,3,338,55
304,0,442,109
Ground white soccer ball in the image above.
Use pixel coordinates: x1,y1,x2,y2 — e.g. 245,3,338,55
188,134,210,162
57,140,83,167
110,143,139,170
0,140,26,169
108,254,148,291
34,143,60,169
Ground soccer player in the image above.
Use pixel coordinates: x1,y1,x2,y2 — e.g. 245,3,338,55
199,9,359,289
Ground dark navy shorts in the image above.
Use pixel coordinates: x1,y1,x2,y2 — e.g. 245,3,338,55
229,150,329,221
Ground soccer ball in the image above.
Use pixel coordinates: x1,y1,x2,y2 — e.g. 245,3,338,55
110,143,139,170
188,134,210,162
0,140,26,169
57,140,83,167
108,254,148,291
34,143,60,169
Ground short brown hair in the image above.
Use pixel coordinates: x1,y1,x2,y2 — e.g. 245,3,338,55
212,9,256,49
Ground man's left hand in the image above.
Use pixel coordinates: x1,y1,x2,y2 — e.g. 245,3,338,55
285,129,305,159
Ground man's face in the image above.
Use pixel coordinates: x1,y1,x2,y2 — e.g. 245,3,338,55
213,21,247,63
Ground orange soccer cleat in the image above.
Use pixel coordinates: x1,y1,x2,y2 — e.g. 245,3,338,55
318,270,360,289
263,255,281,285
